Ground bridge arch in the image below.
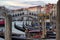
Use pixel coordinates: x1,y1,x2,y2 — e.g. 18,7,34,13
12,14,39,21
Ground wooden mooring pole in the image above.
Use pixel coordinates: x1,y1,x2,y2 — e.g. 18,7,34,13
41,15,45,38
3,13,12,40
56,0,60,40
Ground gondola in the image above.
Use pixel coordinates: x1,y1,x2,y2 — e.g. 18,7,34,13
0,22,26,40
0,32,26,40
14,22,25,32
14,22,35,32
0,18,5,26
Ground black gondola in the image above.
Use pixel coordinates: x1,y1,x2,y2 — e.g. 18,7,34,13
14,22,25,32
14,22,36,32
0,32,26,40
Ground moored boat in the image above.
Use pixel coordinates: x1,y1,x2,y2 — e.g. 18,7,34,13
0,18,5,26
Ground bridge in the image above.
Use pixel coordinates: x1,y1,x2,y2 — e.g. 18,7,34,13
0,6,40,21
0,6,43,40
12,13,39,21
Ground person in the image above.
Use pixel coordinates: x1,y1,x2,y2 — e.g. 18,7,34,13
46,29,53,38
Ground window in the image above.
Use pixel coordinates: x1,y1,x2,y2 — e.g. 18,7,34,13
29,13,31,15
46,16,49,19
46,22,51,29
18,14,19,16
12,15,14,17
52,16,56,20
15,14,17,17
22,12,24,15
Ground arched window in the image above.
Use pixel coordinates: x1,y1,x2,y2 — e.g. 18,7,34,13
18,14,19,16
32,13,33,15
46,16,49,19
22,12,24,15
29,13,31,15
15,14,17,17
20,14,22,16
12,15,14,17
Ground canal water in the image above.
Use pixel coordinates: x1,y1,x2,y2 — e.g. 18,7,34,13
0,35,56,40
0,21,25,34
0,38,4,40
0,21,56,40
0,21,26,40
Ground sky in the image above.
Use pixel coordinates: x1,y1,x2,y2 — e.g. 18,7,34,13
0,0,58,9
